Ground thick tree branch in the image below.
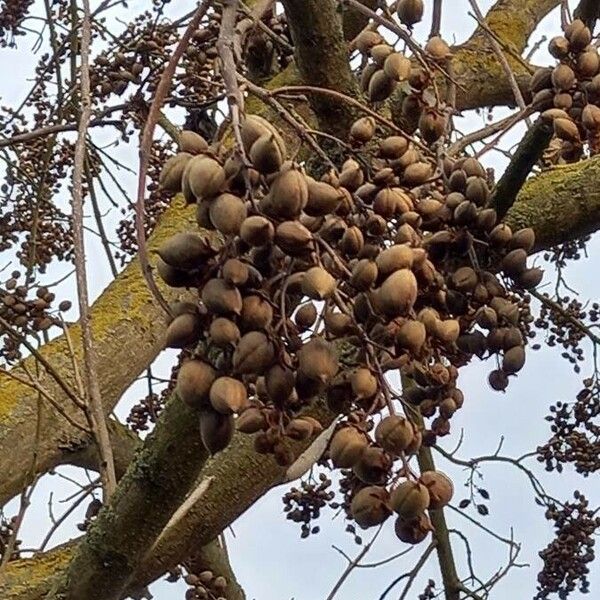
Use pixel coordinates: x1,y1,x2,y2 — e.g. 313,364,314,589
574,0,600,30
280,0,358,134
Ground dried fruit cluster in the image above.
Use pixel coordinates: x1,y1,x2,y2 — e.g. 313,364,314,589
0,514,20,563
538,376,600,476
532,19,600,158
155,104,541,541
184,569,228,600
535,492,599,599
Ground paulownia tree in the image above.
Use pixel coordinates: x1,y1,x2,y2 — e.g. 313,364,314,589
0,0,599,599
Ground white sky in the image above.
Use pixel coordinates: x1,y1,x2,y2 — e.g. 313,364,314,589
2,1,600,599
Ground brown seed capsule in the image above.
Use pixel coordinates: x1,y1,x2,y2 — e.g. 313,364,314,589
530,67,553,93
353,448,392,485
209,318,241,347
156,258,196,288
375,415,415,455
503,327,524,350
176,360,216,408
554,117,580,142
158,232,214,271
582,103,600,131
250,133,284,173
489,223,513,246
295,302,318,328
502,248,528,276
186,155,226,200
397,0,424,26
350,116,376,144
567,20,591,51
425,36,451,61
209,193,247,235
578,50,600,78
465,176,490,206
339,161,364,191
297,337,338,383
240,216,275,246
159,153,191,192
376,245,414,278
301,266,336,300
202,279,243,315
475,306,498,330
548,35,570,59
324,311,353,337
179,130,209,154
384,52,412,81
350,259,378,291
200,409,235,454
396,320,427,354
419,109,446,144
435,319,460,344
371,43,394,66
379,136,409,159
350,368,379,400
285,418,314,441
510,228,536,252
222,258,249,286
266,364,296,405
403,162,433,186
209,377,248,415
360,63,379,92
305,180,344,216
394,513,431,545
351,486,391,529
241,295,273,330
355,30,384,54
418,307,440,335
368,69,395,102
488,368,509,391
390,481,430,519
233,331,275,374
340,226,365,256
269,166,309,218
517,267,544,289
241,115,285,156
378,269,418,317
166,313,202,348
552,64,576,91
419,471,453,509
477,208,498,231
452,266,478,292
503,346,526,374
236,407,267,434
275,221,313,255
329,427,368,468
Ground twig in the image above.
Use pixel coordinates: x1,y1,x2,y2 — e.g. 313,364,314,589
71,0,117,501
430,0,443,38
136,1,212,316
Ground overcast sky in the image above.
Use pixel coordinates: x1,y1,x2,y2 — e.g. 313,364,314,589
3,1,600,599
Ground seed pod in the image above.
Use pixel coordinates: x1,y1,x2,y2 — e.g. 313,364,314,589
295,302,318,328
502,248,528,276
488,368,509,391
475,306,497,330
368,69,395,102
269,166,309,218
324,311,353,337
384,52,411,81
186,156,226,200
233,331,275,374
541,108,571,123
305,180,344,216
403,162,433,186
451,266,478,292
555,91,574,110
510,228,536,252
360,63,379,92
350,116,376,144
209,193,247,235
340,226,365,256
275,221,313,254
169,301,198,319
202,279,243,315
350,259,378,291
156,258,196,288
355,30,384,54
465,176,490,206
397,0,424,26
329,427,368,468
503,327,524,350
390,481,430,519
548,36,570,59
489,223,513,246
266,364,296,404
379,136,409,159
158,232,214,271
503,345,526,374
236,407,267,434
379,269,418,317
166,313,202,348
490,297,519,324
209,377,248,414
285,418,314,441
159,153,191,192
435,319,460,344
339,161,364,192
241,295,273,330
532,89,554,111
373,188,407,218
241,114,285,156
209,317,241,346
353,448,392,485
419,471,453,509
250,133,284,173
297,337,339,383
578,50,600,78
530,67,553,93
240,215,274,246
351,486,391,528
200,409,235,454
375,415,415,455
376,245,414,278
425,36,451,61
477,207,498,231
418,307,440,335
301,266,336,300
554,117,580,142
582,103,600,131
396,320,426,354
517,267,544,289
568,20,591,51
350,368,379,400
222,258,249,286
419,109,446,144
370,43,393,66
394,513,431,545
552,64,576,91
176,360,216,408
179,130,209,154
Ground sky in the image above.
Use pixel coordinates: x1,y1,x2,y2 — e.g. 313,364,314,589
2,1,600,599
